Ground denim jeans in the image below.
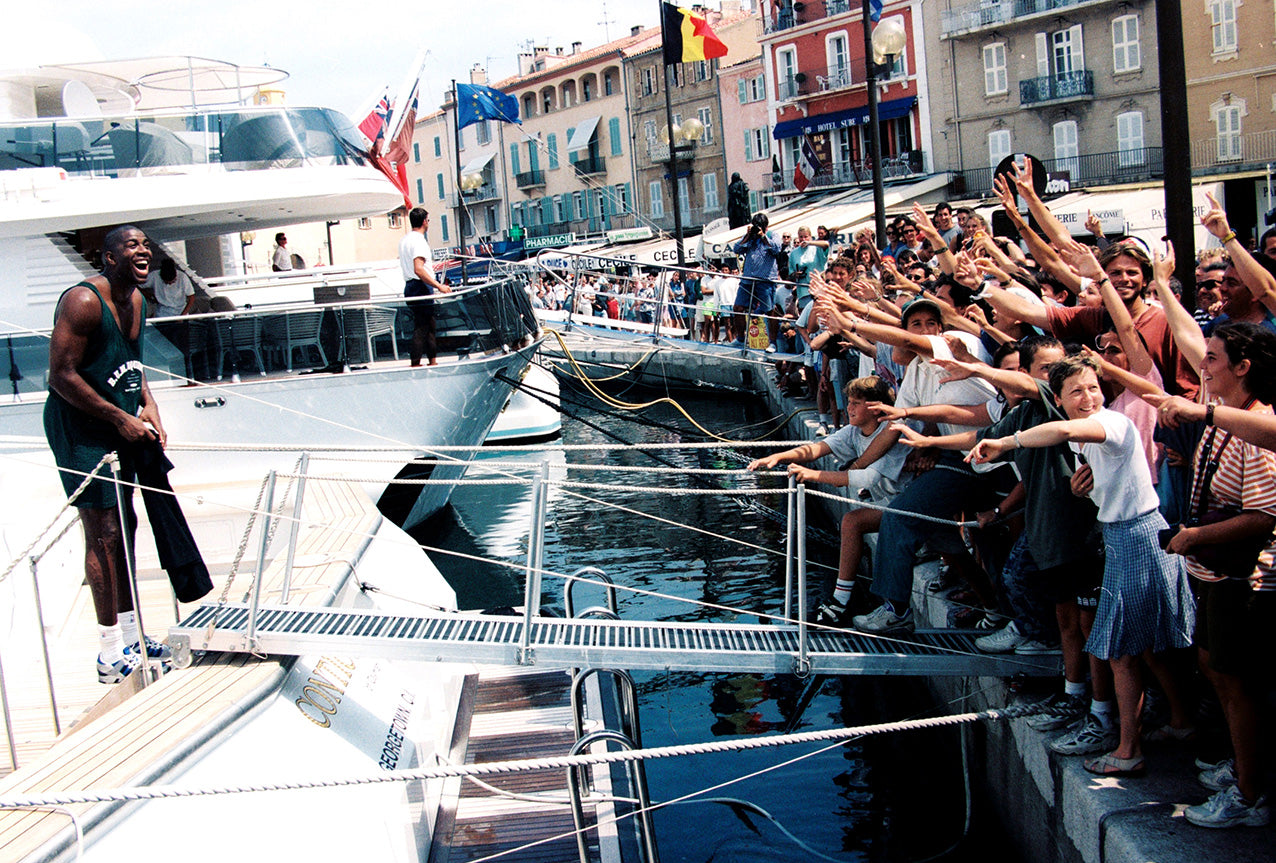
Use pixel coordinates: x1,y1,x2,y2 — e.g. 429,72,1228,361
870,455,982,607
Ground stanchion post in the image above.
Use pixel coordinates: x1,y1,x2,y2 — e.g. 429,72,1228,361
28,558,61,735
281,452,310,604
797,483,808,668
520,465,546,662
246,470,277,649
110,453,152,684
784,473,795,622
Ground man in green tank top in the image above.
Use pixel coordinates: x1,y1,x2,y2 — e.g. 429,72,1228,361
44,225,172,684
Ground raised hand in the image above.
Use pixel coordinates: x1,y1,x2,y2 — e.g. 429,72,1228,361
1059,238,1105,281
889,422,931,447
1084,210,1103,237
1152,239,1176,285
867,401,906,421
1201,191,1231,240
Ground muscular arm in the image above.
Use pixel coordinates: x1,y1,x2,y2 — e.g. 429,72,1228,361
1146,394,1276,451
982,284,1051,330
48,285,155,444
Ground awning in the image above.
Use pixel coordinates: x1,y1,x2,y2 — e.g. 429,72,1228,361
699,174,949,259
1001,182,1223,250
566,116,601,152
772,96,917,140
460,152,496,175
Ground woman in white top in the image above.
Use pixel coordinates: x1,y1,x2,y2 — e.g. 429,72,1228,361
969,354,1194,777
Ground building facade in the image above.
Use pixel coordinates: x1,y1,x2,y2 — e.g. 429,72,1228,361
1184,0,1276,243
719,51,772,215
759,0,932,200
925,0,1163,197
625,5,761,234
493,30,653,247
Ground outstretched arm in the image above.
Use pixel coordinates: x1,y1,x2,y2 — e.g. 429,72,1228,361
748,440,834,471
966,417,1106,463
1149,240,1206,371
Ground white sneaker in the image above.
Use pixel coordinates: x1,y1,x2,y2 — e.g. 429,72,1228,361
850,603,914,634
1026,692,1089,732
974,621,1024,653
1185,785,1270,828
764,343,777,354
1199,759,1238,792
1049,713,1119,756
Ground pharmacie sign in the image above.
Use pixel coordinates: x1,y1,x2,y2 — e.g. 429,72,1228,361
524,232,577,250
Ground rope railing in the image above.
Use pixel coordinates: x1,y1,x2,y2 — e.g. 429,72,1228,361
0,699,1056,811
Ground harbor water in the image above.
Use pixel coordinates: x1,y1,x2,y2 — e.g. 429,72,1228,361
419,386,1018,862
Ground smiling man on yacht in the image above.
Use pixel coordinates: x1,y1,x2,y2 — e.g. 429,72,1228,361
43,225,174,683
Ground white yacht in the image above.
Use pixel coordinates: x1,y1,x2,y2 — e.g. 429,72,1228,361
0,55,542,531
0,55,644,863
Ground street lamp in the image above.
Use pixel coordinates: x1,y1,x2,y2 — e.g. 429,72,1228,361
864,8,907,244
661,117,703,267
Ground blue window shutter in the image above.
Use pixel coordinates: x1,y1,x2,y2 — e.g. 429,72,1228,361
738,79,748,104
436,173,445,199
609,117,622,156
528,142,540,172
547,134,559,168
441,214,449,242
416,178,424,203
510,143,520,175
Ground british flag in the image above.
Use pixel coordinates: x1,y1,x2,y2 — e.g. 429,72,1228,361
358,92,391,144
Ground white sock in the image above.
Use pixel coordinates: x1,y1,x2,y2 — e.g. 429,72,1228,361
832,581,854,605
1090,699,1116,728
1064,679,1087,697
119,610,139,647
98,624,124,663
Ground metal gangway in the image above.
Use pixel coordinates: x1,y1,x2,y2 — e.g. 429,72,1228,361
168,602,1058,677
166,462,1060,681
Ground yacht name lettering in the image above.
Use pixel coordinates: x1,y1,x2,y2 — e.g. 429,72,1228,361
106,360,143,388
378,690,416,770
294,656,356,728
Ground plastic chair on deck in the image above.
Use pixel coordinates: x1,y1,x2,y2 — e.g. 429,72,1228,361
215,315,267,379
263,310,327,371
363,306,400,361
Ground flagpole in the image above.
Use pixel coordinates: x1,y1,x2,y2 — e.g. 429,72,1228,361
660,0,687,269
451,79,468,285
864,0,886,246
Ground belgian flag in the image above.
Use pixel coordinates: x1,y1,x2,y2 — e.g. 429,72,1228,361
661,3,729,65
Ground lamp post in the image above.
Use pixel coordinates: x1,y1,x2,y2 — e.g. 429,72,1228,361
863,10,906,245
661,117,704,268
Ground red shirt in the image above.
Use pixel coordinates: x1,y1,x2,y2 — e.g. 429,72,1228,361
1045,302,1200,397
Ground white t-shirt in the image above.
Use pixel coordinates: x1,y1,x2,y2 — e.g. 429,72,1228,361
718,277,738,312
399,231,433,283
895,333,997,438
272,244,292,271
144,270,194,317
1071,408,1160,523
824,421,909,503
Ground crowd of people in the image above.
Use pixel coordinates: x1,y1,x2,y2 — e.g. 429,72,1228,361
738,164,1275,829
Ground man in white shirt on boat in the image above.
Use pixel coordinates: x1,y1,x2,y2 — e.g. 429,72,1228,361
143,258,195,318
271,232,292,272
400,207,450,366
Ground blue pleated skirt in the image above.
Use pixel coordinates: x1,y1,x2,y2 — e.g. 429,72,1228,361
1085,510,1196,661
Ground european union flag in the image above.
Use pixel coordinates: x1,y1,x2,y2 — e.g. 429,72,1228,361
456,84,521,130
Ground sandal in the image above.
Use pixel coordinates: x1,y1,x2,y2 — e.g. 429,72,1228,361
1083,752,1146,777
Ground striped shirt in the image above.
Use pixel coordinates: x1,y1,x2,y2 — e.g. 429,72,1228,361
1186,401,1276,589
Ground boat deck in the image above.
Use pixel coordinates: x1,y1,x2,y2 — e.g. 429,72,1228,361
0,477,381,861
430,668,612,863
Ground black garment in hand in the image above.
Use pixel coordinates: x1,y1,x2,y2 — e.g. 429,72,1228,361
124,438,214,603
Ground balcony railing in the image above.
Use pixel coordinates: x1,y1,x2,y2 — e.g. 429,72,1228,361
777,75,811,101
573,155,606,176
825,0,851,15
941,0,1115,37
764,6,797,33
1190,129,1276,176
819,65,852,92
1019,70,1094,105
515,169,545,189
771,149,925,194
646,140,699,163
953,147,1164,197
